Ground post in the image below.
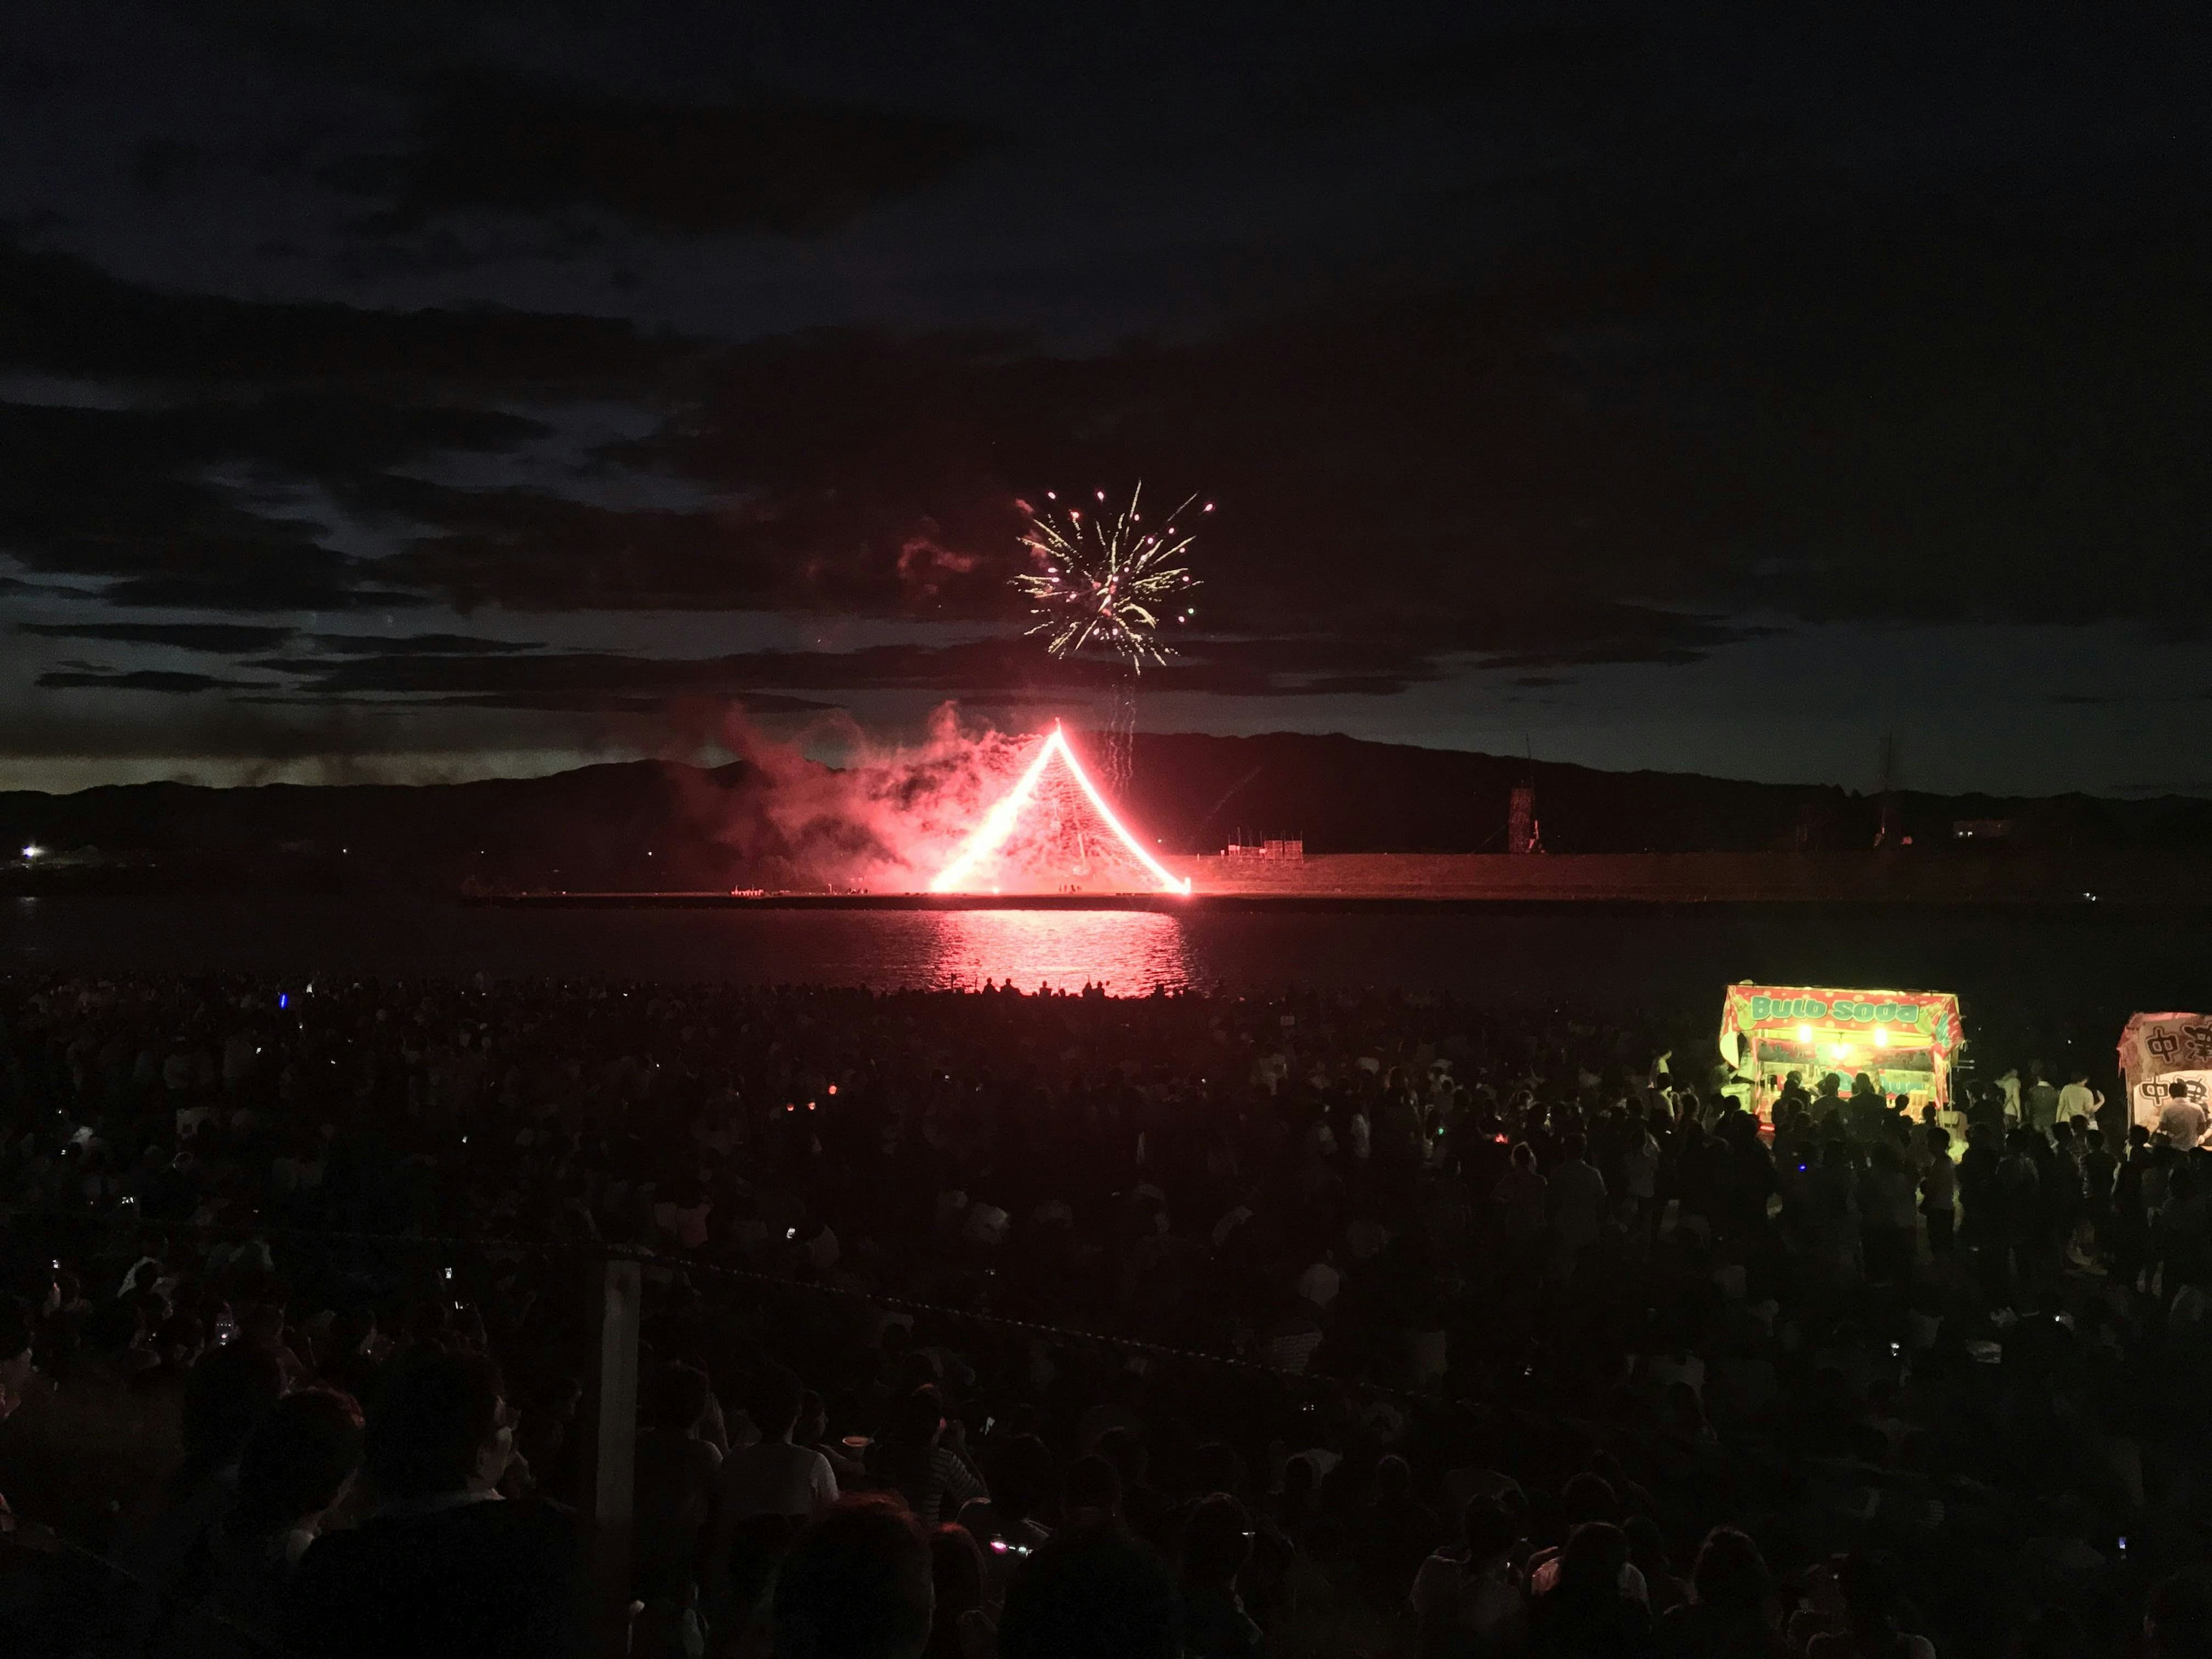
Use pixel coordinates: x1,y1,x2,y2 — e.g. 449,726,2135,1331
581,1253,641,1658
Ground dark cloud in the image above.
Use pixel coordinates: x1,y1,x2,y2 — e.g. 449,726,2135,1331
306,632,546,656
99,574,421,613
329,73,992,237
1278,20,1635,127
234,631,1463,713
35,668,274,693
20,621,295,653
0,241,684,389
0,393,529,607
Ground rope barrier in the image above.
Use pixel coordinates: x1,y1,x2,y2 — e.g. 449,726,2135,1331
32,1210,1445,1408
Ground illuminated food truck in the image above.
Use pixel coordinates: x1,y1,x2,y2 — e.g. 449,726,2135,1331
1719,983,1964,1120
2116,1013,2212,1131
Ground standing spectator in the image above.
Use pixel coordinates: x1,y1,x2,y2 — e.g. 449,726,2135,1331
1920,1129,1956,1260
1494,1145,1550,1260
2025,1067,2062,1137
1549,1136,1608,1282
2160,1082,2209,1152
2056,1070,2103,1130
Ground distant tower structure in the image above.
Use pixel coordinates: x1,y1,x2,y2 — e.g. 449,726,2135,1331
1508,785,1544,855
1874,732,1902,848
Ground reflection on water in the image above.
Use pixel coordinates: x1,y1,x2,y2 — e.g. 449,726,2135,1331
12,898,2212,1031
921,909,1192,993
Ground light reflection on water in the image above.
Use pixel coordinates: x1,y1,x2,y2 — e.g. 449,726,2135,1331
917,909,1192,993
10,897,2212,1022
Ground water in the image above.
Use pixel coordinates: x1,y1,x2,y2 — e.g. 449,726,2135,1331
2,896,2202,1039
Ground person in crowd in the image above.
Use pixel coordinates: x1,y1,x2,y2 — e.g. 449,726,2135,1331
2024,1067,2061,1137
716,1366,837,1527
4,969,2207,1659
1919,1127,1956,1259
874,1385,987,1528
1180,1492,1263,1657
1530,1521,1650,1657
925,1522,995,1659
1654,1526,1787,1658
633,1362,723,1659
127,1338,287,1609
286,1349,579,1659
1548,1135,1608,1281
771,1495,935,1659
2160,1081,2209,1152
1804,1550,1936,1659
2055,1069,2103,1131
2145,1573,2212,1658
997,1522,1178,1659
1410,1494,1527,1657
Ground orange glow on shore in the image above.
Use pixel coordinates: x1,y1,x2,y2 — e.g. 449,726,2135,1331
929,724,1193,896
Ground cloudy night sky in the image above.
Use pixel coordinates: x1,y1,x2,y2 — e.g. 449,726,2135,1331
2,3,2207,797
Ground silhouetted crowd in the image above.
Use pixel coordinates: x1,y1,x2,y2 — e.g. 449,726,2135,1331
2,971,2211,1658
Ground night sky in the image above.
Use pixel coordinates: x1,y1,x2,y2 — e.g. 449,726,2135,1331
3,3,2207,796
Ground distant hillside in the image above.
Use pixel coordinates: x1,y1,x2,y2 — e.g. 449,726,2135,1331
3,731,2210,894
1118,733,2212,856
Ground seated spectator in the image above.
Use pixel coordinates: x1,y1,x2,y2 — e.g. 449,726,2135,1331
204,1388,365,1642
633,1362,722,1659
286,1349,579,1659
1531,1522,1650,1658
771,1494,934,1659
957,1432,1055,1598
2146,1573,2212,1659
1527,1475,1644,1604
127,1339,286,1607
873,1386,986,1528
1062,1453,1123,1531
1410,1495,1527,1658
998,1523,1178,1659
1804,1550,1935,1659
1655,1526,1786,1658
925,1522,995,1659
1180,1492,1262,1658
717,1366,835,1526
1363,1452,1442,1597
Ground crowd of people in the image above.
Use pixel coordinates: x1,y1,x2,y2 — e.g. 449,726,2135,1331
1,969,2210,1657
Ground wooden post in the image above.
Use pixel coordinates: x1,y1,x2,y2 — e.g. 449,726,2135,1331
581,1253,641,1658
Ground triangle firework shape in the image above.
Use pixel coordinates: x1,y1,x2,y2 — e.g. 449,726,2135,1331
930,724,1192,895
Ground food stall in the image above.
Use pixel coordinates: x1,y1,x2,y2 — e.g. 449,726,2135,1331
2116,1013,2212,1130
1719,983,1964,1120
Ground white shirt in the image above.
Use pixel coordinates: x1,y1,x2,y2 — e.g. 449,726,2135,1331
716,1439,838,1520
1296,1261,1342,1310
2056,1082,2101,1123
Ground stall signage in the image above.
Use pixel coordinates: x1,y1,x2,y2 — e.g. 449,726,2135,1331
1748,994,1925,1028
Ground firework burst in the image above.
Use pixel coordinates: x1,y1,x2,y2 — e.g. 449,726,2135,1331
1013,483,1207,672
